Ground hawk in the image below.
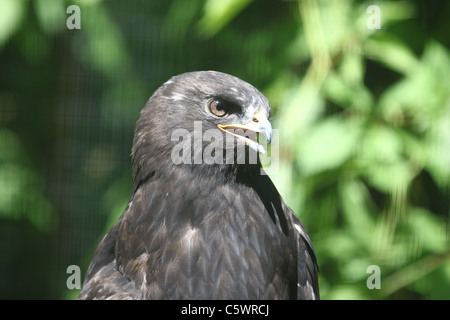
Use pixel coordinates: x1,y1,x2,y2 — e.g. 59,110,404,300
78,71,319,299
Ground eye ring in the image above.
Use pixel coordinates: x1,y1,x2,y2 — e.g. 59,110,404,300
207,98,228,117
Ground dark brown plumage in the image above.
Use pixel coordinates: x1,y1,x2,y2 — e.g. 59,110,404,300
78,71,319,300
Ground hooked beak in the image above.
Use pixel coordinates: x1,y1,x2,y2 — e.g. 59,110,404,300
217,110,272,154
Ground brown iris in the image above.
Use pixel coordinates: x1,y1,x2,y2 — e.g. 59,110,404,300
207,98,227,117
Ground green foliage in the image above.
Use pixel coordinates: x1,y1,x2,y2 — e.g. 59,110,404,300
0,0,448,299
0,0,26,47
0,129,54,231
190,0,450,299
196,0,253,38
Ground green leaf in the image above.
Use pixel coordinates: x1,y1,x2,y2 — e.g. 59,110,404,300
296,117,361,176
324,71,373,113
358,124,415,192
0,0,25,47
365,35,420,75
424,106,450,188
34,0,66,34
405,207,449,253
340,179,375,247
197,0,253,38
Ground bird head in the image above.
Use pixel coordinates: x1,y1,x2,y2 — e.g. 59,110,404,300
132,71,272,183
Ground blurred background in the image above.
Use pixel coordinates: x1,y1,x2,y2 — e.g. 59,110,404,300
0,0,449,299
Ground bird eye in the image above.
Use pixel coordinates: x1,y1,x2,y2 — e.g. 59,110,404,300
207,98,228,117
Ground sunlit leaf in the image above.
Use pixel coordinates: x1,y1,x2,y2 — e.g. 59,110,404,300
324,71,373,113
296,117,361,176
76,4,131,78
0,0,25,47
358,124,415,192
424,105,450,187
340,179,376,247
197,0,253,38
34,0,66,34
365,35,420,75
405,207,449,253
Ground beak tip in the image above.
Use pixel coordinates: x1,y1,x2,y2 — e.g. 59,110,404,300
262,124,272,145
266,133,272,144
255,111,272,145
